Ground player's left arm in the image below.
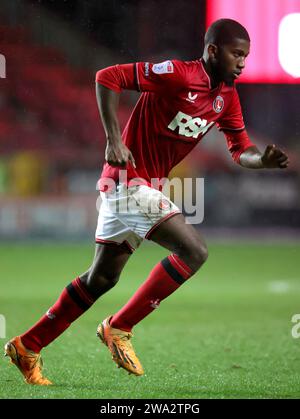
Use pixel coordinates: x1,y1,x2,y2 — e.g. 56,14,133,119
239,144,289,169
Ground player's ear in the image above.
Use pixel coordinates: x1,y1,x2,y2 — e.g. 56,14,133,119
207,44,218,61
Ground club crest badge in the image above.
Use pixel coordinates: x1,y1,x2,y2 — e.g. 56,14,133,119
213,96,224,113
158,199,171,211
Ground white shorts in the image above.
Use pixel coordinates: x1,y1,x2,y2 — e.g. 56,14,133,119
95,183,180,252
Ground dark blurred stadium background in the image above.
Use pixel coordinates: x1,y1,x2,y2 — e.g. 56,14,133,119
0,0,299,241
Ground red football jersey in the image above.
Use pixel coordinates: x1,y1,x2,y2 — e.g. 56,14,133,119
96,59,254,190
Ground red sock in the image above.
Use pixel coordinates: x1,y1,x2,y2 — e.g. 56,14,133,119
21,277,95,353
110,254,193,332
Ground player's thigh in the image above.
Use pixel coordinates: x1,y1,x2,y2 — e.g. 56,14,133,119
149,213,208,265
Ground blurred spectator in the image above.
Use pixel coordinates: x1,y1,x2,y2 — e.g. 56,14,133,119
9,151,47,196
0,158,8,193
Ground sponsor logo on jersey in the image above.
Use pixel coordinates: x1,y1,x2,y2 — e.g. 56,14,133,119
46,309,56,320
150,299,160,309
186,92,198,103
213,95,224,113
152,60,174,74
0,54,6,78
168,111,215,139
145,62,150,77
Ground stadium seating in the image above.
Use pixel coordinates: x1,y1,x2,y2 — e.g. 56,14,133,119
0,25,131,160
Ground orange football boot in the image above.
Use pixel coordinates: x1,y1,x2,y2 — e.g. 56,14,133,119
97,316,144,376
4,336,52,385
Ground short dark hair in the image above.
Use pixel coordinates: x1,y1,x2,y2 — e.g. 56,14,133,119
204,18,250,47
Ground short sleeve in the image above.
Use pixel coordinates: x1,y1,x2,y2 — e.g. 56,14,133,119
135,60,187,93
96,60,187,94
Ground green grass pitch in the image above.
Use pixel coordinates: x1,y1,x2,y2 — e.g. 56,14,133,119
0,242,300,399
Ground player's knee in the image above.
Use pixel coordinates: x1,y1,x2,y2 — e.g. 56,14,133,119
81,269,120,297
181,242,208,272
91,271,120,288
193,244,208,269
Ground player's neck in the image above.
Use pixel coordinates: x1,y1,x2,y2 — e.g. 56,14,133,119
201,57,221,90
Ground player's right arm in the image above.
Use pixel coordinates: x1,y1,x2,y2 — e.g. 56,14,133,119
96,61,186,167
95,81,135,168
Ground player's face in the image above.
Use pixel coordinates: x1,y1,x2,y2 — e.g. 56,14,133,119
215,38,250,86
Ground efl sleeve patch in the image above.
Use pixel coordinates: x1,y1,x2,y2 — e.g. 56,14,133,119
152,60,174,74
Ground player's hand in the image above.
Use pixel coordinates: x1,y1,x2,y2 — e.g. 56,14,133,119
105,142,136,169
261,144,289,169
